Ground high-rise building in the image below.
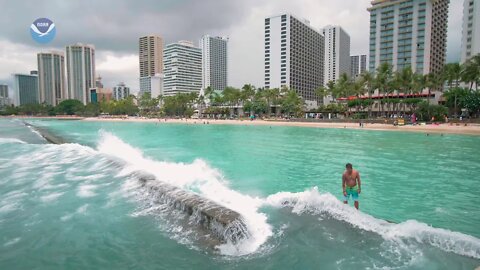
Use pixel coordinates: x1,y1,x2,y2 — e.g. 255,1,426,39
66,43,96,104
265,14,324,108
0,84,7,98
0,84,9,107
89,87,112,103
113,82,131,100
368,0,449,75
350,55,368,78
461,0,480,63
95,76,104,88
200,35,228,92
139,35,163,78
163,41,202,96
139,74,164,98
322,25,351,85
37,51,66,106
13,73,39,106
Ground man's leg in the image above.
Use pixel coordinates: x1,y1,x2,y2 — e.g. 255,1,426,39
353,192,359,210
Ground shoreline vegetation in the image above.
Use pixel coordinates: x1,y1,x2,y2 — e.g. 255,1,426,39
3,115,480,136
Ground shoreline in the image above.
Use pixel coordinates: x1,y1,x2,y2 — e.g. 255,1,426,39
2,115,479,136
81,117,480,136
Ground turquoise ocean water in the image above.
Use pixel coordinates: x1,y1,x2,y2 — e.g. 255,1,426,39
0,118,479,269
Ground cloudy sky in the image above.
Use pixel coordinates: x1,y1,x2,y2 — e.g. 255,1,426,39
0,0,464,95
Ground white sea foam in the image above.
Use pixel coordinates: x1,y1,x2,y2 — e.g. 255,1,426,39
40,192,64,203
265,187,480,259
77,184,98,197
27,125,44,140
60,204,89,221
97,131,272,256
0,138,26,144
76,204,89,214
3,237,21,247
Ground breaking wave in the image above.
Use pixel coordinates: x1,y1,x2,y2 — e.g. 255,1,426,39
265,187,480,259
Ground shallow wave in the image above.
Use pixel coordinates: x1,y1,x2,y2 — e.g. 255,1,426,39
96,131,273,256
265,187,480,259
0,138,27,144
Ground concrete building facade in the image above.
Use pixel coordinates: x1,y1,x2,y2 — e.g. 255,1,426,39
368,0,449,75
265,14,325,108
163,41,202,96
322,25,351,85
461,0,480,63
66,43,96,104
13,73,39,106
200,35,228,92
37,51,66,106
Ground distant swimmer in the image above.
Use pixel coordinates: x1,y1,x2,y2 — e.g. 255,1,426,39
342,163,361,210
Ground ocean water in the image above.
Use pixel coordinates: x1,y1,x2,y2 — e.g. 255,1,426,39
0,118,479,269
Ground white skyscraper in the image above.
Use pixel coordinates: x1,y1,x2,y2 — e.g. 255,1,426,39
200,35,228,92
265,14,324,108
139,74,164,98
113,82,131,100
37,51,66,106
66,43,96,104
322,25,351,85
163,41,202,96
351,55,368,78
461,0,480,63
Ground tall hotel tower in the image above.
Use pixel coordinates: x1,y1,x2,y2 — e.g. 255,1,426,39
37,51,66,105
368,0,449,75
264,14,325,108
66,43,96,104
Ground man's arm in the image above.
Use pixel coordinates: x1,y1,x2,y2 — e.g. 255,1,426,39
357,172,361,194
342,174,346,196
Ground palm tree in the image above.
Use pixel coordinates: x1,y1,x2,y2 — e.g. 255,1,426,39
425,72,444,104
351,77,366,115
443,63,462,88
204,86,215,106
443,63,462,116
375,63,393,116
461,54,480,90
361,71,375,118
394,67,414,116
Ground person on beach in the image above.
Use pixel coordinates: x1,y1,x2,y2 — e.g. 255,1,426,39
342,163,361,210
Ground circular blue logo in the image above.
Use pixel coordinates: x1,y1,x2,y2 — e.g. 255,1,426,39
30,18,56,44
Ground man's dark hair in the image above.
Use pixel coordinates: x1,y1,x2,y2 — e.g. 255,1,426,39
346,163,352,169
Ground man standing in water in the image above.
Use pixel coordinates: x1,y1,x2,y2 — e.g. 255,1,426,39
342,163,361,209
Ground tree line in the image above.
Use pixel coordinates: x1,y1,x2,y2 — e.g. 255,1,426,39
1,54,479,120
315,54,480,120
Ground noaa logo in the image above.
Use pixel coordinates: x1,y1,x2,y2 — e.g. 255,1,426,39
30,18,56,44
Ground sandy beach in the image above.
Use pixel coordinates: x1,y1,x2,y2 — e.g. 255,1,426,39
81,117,480,136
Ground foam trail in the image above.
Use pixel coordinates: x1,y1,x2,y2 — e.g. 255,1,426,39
0,138,27,144
265,187,480,259
97,131,272,256
27,125,44,140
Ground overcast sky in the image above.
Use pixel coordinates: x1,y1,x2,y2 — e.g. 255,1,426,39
0,0,464,94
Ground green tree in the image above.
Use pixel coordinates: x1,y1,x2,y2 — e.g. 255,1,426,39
281,90,304,117
56,99,84,115
461,54,480,90
374,63,394,116
361,71,376,118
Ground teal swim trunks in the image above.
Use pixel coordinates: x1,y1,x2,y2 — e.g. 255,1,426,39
344,186,359,202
